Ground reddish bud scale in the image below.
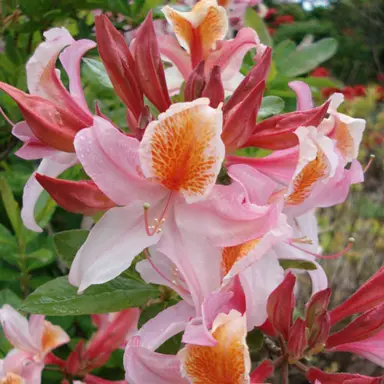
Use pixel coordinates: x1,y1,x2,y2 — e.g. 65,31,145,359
330,266,384,325
245,100,331,150
250,359,274,382
202,66,225,108
307,311,331,351
35,174,116,215
95,15,144,119
287,317,307,363
0,82,91,152
305,288,331,329
266,272,296,340
134,12,171,113
184,61,206,102
326,304,384,349
307,367,383,384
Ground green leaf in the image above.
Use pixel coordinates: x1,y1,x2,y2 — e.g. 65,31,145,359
279,259,317,271
82,58,113,89
0,176,23,242
258,96,285,119
277,38,338,78
0,268,20,282
0,224,18,256
0,289,22,308
299,76,343,89
246,328,264,353
53,229,89,268
21,276,159,316
27,249,55,271
245,8,272,47
273,40,296,65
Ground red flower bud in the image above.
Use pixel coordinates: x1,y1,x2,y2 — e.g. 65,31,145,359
250,359,274,383
305,288,331,329
95,15,144,119
307,367,383,384
0,82,91,152
184,61,206,102
287,317,307,362
267,272,296,340
35,174,116,215
330,266,384,325
245,100,330,150
307,311,331,351
202,66,225,108
327,304,384,349
134,11,171,113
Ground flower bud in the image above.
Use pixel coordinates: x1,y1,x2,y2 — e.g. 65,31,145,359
287,317,307,363
305,288,331,329
266,272,296,340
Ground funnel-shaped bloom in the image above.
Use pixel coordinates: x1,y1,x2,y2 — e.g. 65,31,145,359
124,308,251,383
0,27,95,231
69,99,225,292
0,305,69,383
160,0,262,95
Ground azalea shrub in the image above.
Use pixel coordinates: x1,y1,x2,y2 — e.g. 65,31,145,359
0,0,383,383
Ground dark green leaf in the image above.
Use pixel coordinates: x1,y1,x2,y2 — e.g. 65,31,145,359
0,268,20,282
246,328,264,353
83,58,113,89
53,229,89,268
279,259,317,271
21,276,159,316
245,8,272,47
27,249,55,271
0,289,22,308
258,96,285,119
277,38,338,78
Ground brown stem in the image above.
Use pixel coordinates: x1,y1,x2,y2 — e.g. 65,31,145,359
281,361,289,384
295,360,309,374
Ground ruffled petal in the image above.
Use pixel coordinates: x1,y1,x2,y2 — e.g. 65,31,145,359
69,203,161,292
21,154,77,232
74,117,166,206
0,306,39,354
124,337,186,384
59,39,96,112
137,301,195,351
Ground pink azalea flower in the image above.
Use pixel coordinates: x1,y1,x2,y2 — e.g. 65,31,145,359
125,307,252,383
0,305,69,383
159,0,264,95
0,28,96,232
69,99,225,292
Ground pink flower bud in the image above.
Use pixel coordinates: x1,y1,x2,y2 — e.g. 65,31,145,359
307,311,331,351
202,66,225,108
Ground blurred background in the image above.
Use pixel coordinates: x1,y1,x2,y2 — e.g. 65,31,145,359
0,0,383,381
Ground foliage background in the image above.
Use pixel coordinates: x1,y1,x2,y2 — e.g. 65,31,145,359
0,0,383,382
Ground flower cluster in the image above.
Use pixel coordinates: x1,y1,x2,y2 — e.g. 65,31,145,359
0,0,382,382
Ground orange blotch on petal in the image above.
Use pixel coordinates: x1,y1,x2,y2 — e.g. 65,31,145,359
221,239,260,276
286,150,328,206
180,311,250,384
198,5,228,56
162,7,194,52
334,121,354,161
139,99,224,203
41,321,69,354
0,373,24,384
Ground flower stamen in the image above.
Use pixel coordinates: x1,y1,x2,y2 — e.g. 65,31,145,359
363,154,375,173
143,248,190,295
143,193,173,236
287,237,355,260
